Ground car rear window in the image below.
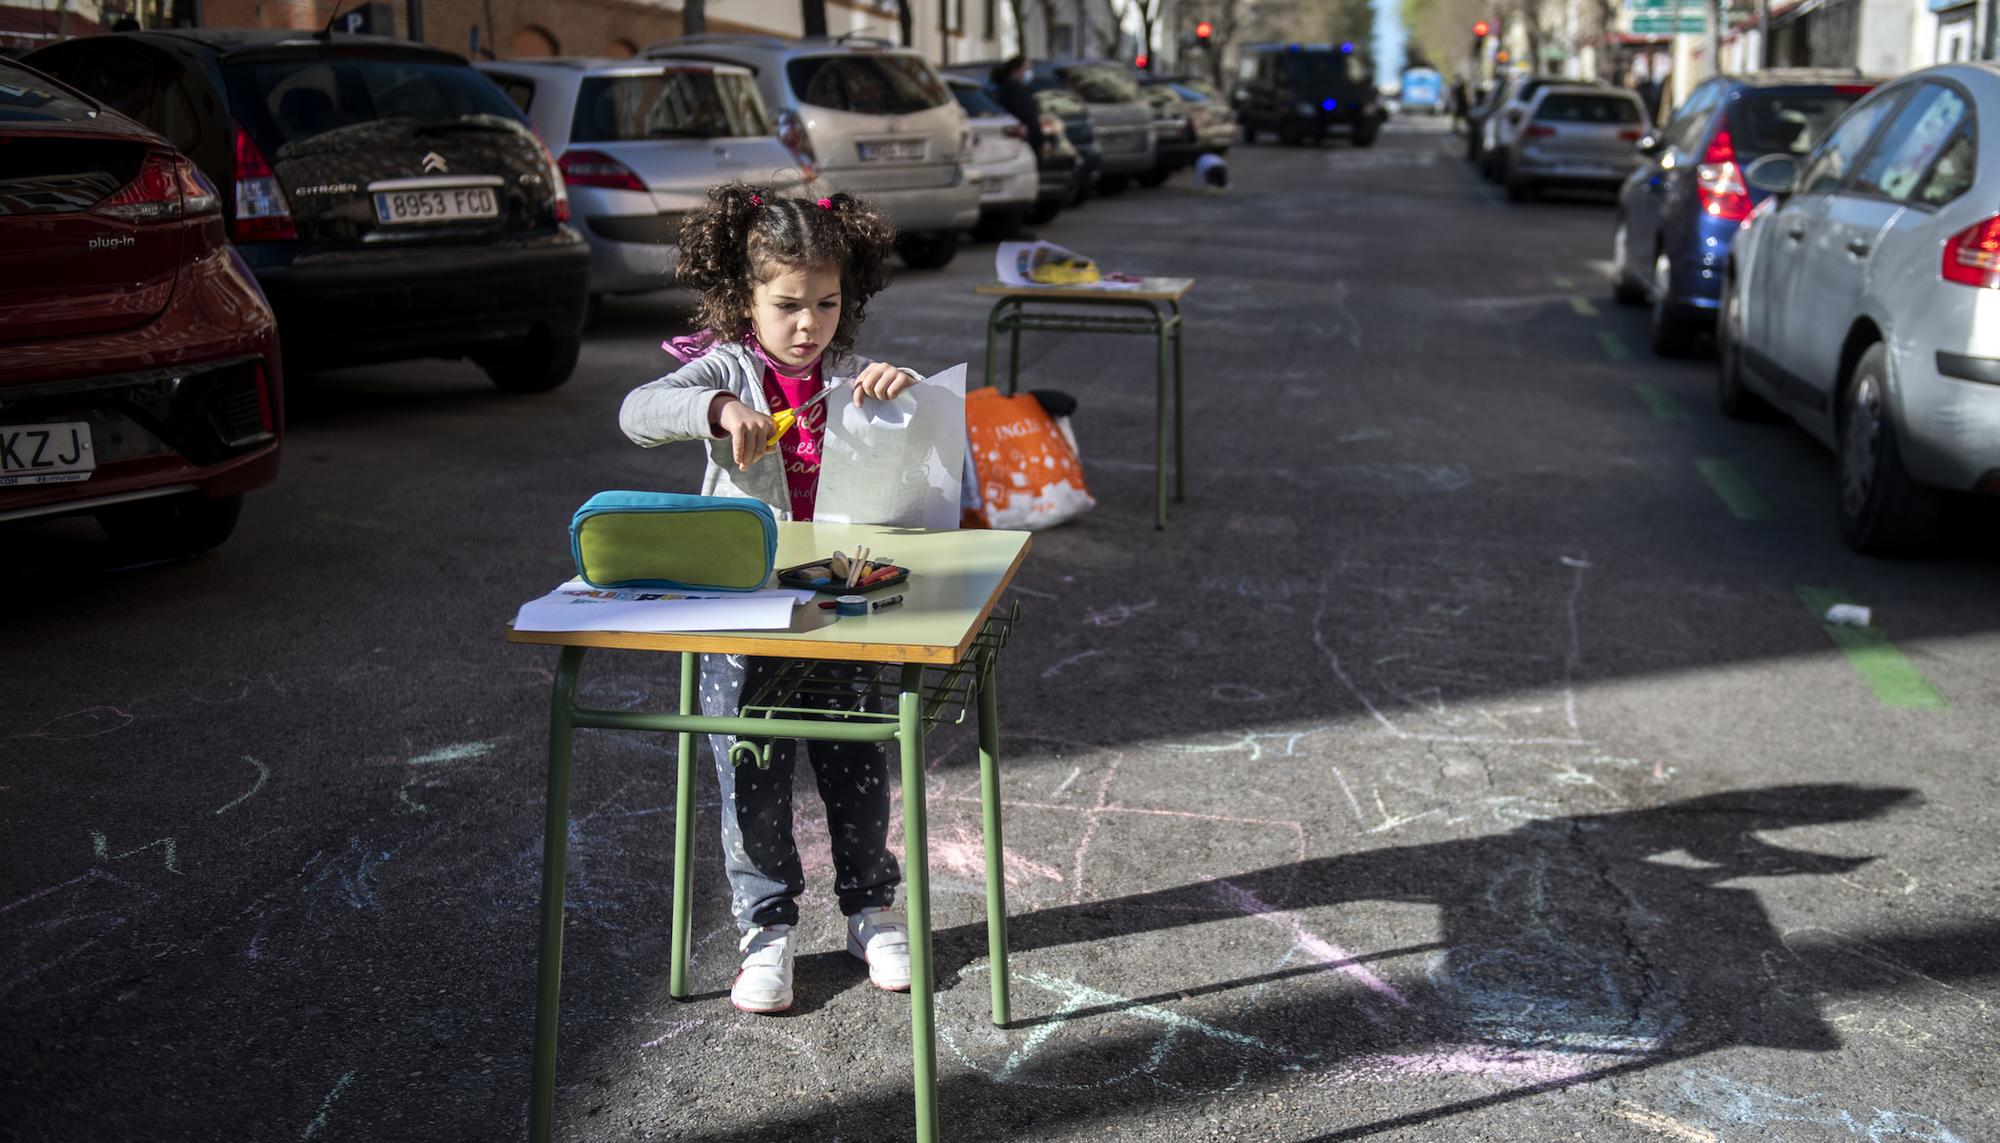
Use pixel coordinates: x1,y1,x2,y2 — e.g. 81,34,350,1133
1534,94,1641,124
1280,52,1356,87
1060,64,1143,104
1725,89,1866,159
570,71,769,142
224,56,526,153
786,54,948,115
950,83,1007,118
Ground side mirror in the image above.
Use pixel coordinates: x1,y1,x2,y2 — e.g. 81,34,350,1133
1743,152,1800,196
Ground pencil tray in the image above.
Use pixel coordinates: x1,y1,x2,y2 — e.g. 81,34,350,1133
776,558,909,594
570,491,776,592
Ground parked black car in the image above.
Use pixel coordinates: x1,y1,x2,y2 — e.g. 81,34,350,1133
1138,80,1199,186
26,30,591,391
1234,42,1384,146
946,63,1103,210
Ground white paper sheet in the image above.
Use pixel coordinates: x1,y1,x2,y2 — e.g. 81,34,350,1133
995,240,1143,289
814,363,966,530
512,582,804,634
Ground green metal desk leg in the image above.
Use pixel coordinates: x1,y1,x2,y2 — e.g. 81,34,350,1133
897,664,939,1143
1007,299,1023,396
1153,302,1170,530
668,651,697,1000
529,644,585,1143
1170,301,1185,502
983,300,1004,391
976,662,1011,1027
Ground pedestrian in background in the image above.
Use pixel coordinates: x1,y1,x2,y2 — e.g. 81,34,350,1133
991,54,1046,159
618,185,926,1015
1450,75,1469,133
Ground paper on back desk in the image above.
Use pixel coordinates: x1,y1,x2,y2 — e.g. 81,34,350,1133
512,583,805,633
815,362,967,530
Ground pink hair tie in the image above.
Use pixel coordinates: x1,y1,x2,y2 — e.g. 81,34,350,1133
748,194,763,206
816,197,834,209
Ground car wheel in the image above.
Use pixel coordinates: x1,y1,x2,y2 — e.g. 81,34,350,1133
1098,176,1129,195
1504,175,1535,202
1024,198,1062,225
478,329,581,393
1351,123,1379,147
1836,344,1940,555
1647,251,1696,358
896,230,960,270
1611,221,1648,306
1137,169,1171,188
1278,119,1302,146
1716,272,1775,421
1068,177,1092,207
99,492,242,558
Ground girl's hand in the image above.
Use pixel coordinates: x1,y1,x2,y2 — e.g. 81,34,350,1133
715,397,778,470
851,361,920,407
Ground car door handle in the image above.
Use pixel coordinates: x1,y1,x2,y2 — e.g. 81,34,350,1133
1846,238,1872,257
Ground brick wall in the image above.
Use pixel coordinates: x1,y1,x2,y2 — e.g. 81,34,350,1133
197,0,715,60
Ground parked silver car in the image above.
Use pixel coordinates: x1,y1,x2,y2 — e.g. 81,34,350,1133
1720,62,2000,553
1502,85,1649,200
945,76,1040,235
477,58,807,300
1045,58,1157,190
641,35,977,269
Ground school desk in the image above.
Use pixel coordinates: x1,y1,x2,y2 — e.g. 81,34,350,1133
976,277,1194,529
508,522,1032,1143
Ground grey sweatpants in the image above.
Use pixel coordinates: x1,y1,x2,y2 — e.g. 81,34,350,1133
699,653,900,930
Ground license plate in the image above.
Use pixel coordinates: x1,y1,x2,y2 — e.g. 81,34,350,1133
858,139,927,162
0,421,94,486
373,186,499,224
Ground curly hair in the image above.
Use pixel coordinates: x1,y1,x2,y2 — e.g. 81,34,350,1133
675,184,896,357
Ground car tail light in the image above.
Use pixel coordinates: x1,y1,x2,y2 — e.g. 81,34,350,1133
1942,215,2000,289
530,130,570,222
776,109,818,180
253,361,275,435
96,150,184,222
1695,127,1751,222
1618,129,1644,142
177,160,221,216
1834,84,1877,95
1003,122,1028,140
1525,124,1556,138
558,149,647,192
231,120,297,242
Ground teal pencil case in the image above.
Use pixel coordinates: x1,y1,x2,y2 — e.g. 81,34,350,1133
569,491,777,592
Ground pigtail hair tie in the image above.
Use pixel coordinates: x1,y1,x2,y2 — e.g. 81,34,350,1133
748,194,763,207
817,197,834,209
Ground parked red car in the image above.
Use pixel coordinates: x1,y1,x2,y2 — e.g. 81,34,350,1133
1,57,280,557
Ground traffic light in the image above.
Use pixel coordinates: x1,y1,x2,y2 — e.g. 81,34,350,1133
1135,53,1148,69
1494,49,1510,64
1195,19,1212,40
1472,19,1490,37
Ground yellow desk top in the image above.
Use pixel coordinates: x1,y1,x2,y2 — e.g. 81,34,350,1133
507,523,1032,665
974,277,1195,302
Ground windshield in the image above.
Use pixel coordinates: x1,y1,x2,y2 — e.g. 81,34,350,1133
786,54,948,115
1727,90,1867,159
1282,53,1356,87
1061,64,1142,104
224,56,527,154
950,82,1008,118
570,71,768,141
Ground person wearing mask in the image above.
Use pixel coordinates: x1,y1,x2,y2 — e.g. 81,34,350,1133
990,54,1047,160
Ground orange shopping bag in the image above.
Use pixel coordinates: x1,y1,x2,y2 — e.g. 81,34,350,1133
963,387,1096,530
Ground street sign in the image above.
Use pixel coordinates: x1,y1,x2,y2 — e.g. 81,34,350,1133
1630,12,1709,33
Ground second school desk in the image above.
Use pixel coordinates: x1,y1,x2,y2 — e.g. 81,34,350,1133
508,522,1032,1143
976,276,1194,529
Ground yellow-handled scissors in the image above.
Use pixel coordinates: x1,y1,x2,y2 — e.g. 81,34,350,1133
765,382,840,447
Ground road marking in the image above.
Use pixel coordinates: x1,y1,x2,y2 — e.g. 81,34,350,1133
1568,295,1599,317
1634,382,1690,424
1553,276,1576,289
1796,587,1947,710
1693,458,1774,520
1598,331,1632,361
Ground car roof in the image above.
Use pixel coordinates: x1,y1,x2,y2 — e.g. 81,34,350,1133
641,34,926,61
108,27,465,63
1721,68,1881,89
478,56,752,76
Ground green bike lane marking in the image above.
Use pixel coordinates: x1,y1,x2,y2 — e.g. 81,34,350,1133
1568,295,1600,317
1694,457,1775,520
1598,331,1632,361
1634,382,1690,424
1553,276,1577,290
1796,587,1949,710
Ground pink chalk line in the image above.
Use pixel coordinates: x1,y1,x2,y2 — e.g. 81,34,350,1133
1308,1043,1599,1088
1212,880,1409,1006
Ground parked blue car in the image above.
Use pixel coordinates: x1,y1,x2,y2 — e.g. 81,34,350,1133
1400,67,1445,114
1612,71,1877,356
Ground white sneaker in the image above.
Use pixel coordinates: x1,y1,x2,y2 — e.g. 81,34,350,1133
846,906,911,992
731,924,795,1014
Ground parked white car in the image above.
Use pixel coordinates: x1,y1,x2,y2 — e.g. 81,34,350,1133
945,76,1039,236
478,58,807,302
1481,75,1604,183
1720,62,2000,553
642,35,978,269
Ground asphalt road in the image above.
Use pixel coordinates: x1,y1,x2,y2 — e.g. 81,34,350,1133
5,118,1999,1143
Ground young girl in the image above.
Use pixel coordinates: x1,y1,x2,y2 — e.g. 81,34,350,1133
618,185,922,1014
